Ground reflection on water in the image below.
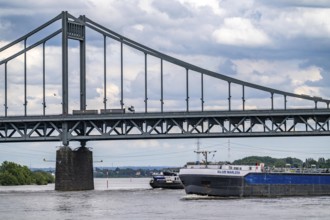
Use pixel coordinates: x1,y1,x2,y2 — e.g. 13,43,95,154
0,178,330,220
94,177,151,190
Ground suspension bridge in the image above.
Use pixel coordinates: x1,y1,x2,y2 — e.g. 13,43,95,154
1,11,329,190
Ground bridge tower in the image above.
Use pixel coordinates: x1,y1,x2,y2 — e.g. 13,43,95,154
55,11,93,191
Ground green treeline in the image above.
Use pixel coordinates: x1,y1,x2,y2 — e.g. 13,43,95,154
233,156,330,168
94,167,163,178
0,161,55,186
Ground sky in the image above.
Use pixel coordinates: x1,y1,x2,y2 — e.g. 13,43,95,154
1,0,330,168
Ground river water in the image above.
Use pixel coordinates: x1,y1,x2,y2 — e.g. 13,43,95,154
0,178,330,220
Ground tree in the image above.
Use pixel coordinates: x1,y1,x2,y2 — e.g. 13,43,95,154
318,158,326,168
0,161,55,186
305,158,317,168
0,171,19,185
232,156,303,168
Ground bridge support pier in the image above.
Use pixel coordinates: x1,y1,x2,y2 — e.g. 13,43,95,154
55,146,94,191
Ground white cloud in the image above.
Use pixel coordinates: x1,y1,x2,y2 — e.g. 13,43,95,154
212,17,272,47
294,86,321,97
290,9,330,38
133,24,144,31
231,59,323,97
289,65,323,86
178,0,225,16
260,7,330,40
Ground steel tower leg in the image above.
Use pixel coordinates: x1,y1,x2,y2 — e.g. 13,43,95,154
62,11,69,115
80,15,86,111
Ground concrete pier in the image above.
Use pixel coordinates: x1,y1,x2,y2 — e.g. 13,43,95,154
55,146,94,191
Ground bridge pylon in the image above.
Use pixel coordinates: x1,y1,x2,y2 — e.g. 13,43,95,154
55,144,94,191
55,12,93,191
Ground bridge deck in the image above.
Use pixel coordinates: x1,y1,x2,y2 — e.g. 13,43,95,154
1,109,329,143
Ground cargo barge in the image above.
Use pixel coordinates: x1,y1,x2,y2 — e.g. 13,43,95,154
179,152,330,197
150,171,184,189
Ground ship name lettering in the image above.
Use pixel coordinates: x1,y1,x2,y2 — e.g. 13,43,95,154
217,170,240,174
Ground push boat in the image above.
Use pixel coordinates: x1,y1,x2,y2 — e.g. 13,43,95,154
149,171,184,189
179,152,330,197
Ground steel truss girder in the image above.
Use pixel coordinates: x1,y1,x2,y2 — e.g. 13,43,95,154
1,109,330,143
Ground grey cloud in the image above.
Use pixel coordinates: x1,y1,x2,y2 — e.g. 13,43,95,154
218,59,238,76
256,0,330,8
151,0,193,19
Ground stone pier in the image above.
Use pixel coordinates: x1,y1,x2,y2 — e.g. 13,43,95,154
55,146,94,191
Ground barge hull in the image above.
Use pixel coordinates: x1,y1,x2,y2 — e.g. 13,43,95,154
180,173,330,197
244,184,330,197
180,175,243,196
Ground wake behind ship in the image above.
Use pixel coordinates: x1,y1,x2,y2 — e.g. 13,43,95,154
179,152,330,197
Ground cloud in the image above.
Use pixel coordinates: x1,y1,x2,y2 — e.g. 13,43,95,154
212,17,272,47
289,65,323,86
223,59,325,100
178,0,225,16
294,86,321,97
152,0,192,19
261,8,330,40
258,0,330,8
219,59,238,76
